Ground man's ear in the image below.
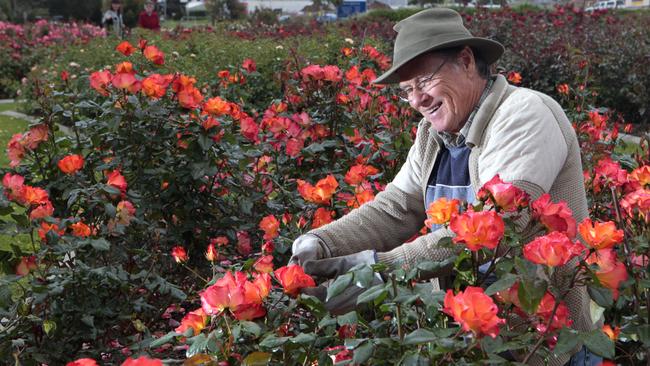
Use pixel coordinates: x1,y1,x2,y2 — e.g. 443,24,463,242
457,46,476,73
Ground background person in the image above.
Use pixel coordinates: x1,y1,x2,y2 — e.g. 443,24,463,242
290,8,599,366
102,0,124,38
138,0,160,31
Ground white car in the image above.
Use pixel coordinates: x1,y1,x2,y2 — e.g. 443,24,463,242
585,0,624,11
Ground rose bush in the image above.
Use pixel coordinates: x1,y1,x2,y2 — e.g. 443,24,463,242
0,14,648,366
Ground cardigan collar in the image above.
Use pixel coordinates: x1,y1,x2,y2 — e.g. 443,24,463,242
465,74,510,148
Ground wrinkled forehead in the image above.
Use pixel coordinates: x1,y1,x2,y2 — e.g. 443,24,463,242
397,52,446,87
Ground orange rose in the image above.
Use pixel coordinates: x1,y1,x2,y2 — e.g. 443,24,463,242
557,83,569,95
143,45,164,65
585,249,628,299
523,232,584,267
70,221,92,238
107,170,127,193
425,197,460,227
115,41,136,56
3,173,25,202
312,207,335,229
203,96,231,116
259,215,280,240
534,292,573,332
507,71,522,84
141,74,173,99
178,86,203,109
274,264,316,297
253,255,274,273
200,271,269,320
449,210,504,251
531,193,577,238
443,286,505,338
175,308,208,336
38,222,64,241
112,72,141,93
21,185,49,206
297,175,339,205
477,174,529,212
578,218,624,250
344,164,379,186
630,165,650,188
115,61,135,74
89,70,112,96
121,356,163,366
67,359,99,366
602,324,621,340
58,154,84,175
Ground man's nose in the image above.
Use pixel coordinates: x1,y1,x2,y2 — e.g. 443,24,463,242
410,88,432,109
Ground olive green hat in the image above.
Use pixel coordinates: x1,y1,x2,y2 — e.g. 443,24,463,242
373,8,504,84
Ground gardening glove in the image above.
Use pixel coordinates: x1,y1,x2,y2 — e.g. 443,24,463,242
289,234,328,266
303,250,377,280
302,273,384,315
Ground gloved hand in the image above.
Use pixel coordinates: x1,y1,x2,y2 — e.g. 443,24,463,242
302,273,384,315
303,250,377,280
289,234,327,266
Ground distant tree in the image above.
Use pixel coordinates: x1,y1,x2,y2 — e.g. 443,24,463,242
205,0,246,23
49,0,102,23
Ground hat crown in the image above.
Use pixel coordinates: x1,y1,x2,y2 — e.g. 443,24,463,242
373,8,504,84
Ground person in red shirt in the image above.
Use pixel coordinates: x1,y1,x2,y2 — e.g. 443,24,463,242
138,0,160,31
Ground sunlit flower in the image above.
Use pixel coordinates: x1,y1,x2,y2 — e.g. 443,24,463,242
507,71,522,84
107,170,127,193
242,58,256,73
297,175,339,205
531,193,577,238
89,70,112,96
115,41,136,56
205,243,218,262
58,154,84,175
534,292,573,332
311,207,335,229
449,210,504,251
274,264,316,297
344,164,379,186
425,197,460,227
143,45,164,65
578,218,624,250
602,324,621,340
557,83,569,95
66,359,99,366
523,232,584,267
477,174,529,212
585,249,628,299
253,255,274,273
175,308,208,336
443,286,505,338
70,221,92,237
259,215,280,240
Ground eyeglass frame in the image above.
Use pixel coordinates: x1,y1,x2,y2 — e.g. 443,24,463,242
397,57,449,103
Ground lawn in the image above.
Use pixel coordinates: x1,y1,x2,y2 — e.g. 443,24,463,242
0,107,36,264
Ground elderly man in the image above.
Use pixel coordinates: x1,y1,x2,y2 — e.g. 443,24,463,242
290,8,599,366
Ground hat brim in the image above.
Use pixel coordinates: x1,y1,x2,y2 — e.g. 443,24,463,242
373,37,504,85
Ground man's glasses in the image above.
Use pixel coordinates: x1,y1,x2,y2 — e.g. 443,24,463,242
397,58,448,103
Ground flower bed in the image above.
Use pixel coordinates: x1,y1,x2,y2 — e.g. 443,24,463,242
1,33,648,364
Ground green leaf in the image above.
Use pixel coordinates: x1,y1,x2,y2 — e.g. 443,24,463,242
242,352,272,366
352,341,373,364
239,321,262,337
635,324,650,347
337,311,358,326
480,335,503,354
352,265,374,288
298,294,326,317
290,332,316,344
149,330,179,348
326,273,353,302
11,213,29,228
186,333,209,357
485,273,518,296
259,335,289,349
43,320,56,336
517,278,547,314
90,238,111,251
101,185,121,195
402,329,437,345
582,329,614,359
514,256,537,279
553,327,579,356
400,351,429,366
587,285,613,308
356,283,387,305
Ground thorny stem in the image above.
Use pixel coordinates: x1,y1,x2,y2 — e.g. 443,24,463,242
181,263,209,284
477,246,513,287
390,273,404,342
523,263,582,364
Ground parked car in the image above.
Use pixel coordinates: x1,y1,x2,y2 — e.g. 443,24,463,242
585,0,624,11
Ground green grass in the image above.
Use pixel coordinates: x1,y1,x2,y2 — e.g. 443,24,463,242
0,102,22,113
0,108,35,262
